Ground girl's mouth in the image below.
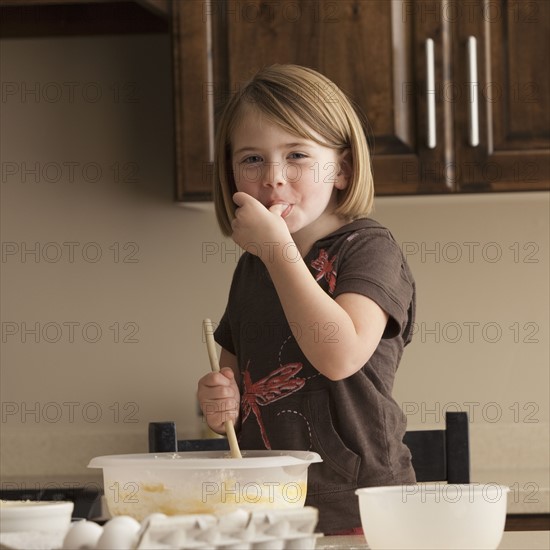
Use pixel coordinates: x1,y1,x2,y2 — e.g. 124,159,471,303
268,201,293,219
280,204,292,219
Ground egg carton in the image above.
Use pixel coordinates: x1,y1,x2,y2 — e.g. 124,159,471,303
135,507,321,550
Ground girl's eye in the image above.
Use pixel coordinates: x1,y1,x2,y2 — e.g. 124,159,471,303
288,152,307,160
242,155,262,164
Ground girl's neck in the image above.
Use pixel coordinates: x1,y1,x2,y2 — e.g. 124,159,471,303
292,212,349,257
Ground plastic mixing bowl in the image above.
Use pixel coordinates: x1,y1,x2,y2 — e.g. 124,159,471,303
89,450,321,520
356,483,509,550
0,500,74,533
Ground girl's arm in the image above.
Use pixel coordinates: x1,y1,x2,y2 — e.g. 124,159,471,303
231,192,389,381
197,348,241,434
265,253,388,381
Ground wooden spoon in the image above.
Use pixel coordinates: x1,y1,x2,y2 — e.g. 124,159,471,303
203,318,242,459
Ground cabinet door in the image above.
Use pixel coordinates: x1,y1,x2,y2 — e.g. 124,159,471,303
172,0,214,200
452,0,550,191
213,0,451,195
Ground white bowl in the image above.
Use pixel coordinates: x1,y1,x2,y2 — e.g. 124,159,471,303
356,484,509,550
89,450,321,520
0,500,74,533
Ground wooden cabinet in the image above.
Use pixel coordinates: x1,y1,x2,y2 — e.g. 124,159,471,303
452,0,550,192
173,0,549,200
0,0,169,36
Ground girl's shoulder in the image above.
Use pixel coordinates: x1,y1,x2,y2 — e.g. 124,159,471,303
309,218,411,278
317,217,396,248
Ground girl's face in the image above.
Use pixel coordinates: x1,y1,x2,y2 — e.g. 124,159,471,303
230,107,349,238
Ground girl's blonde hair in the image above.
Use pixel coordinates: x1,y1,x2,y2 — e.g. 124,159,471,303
213,64,374,236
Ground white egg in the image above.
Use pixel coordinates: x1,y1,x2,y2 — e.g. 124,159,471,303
96,516,141,550
217,508,249,529
62,520,103,549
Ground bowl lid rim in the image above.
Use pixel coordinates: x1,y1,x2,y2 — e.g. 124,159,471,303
355,483,511,495
88,450,322,469
0,500,74,514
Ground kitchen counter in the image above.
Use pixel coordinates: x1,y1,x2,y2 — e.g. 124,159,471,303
316,530,550,549
1,530,548,550
472,468,549,514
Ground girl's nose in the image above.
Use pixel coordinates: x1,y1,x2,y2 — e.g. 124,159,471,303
262,162,286,187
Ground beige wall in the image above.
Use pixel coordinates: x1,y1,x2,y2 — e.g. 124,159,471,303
1,34,548,501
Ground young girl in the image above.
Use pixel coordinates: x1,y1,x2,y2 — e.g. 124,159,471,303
197,64,416,534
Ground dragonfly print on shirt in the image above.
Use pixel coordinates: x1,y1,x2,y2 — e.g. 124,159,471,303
240,361,305,449
311,248,337,294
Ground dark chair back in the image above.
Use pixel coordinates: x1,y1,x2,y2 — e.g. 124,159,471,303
403,411,470,483
149,411,470,483
148,422,229,453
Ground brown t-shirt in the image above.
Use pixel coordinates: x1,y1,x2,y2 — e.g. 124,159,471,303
215,218,416,533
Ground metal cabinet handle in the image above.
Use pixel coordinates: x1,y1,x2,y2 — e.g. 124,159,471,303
467,36,479,147
425,38,436,149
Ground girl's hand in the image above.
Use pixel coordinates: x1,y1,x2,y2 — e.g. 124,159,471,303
197,368,240,434
231,192,292,258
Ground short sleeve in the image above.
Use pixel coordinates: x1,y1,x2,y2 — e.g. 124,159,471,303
332,228,415,342
213,256,249,355
213,310,235,354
